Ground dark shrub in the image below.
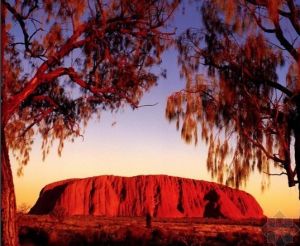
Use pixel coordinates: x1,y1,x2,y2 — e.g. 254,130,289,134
19,226,49,246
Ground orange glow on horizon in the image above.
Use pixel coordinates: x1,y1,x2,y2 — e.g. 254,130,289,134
11,113,300,219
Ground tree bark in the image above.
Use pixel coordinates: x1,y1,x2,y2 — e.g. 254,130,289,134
293,96,300,199
294,121,300,200
1,127,19,246
283,124,296,187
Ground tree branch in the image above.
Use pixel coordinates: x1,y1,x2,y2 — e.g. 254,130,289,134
19,108,54,138
273,21,299,62
202,60,293,97
263,171,287,176
3,23,89,124
136,102,159,108
245,0,300,61
250,8,276,33
240,65,293,97
22,0,39,19
241,127,286,164
286,0,300,36
31,95,59,108
3,0,42,59
3,2,176,123
3,1,31,53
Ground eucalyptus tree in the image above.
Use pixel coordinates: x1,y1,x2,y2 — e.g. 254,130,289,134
1,0,179,245
167,0,300,197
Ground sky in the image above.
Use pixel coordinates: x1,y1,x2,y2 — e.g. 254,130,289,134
9,1,300,218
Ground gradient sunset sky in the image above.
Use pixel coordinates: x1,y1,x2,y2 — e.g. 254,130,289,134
10,2,300,218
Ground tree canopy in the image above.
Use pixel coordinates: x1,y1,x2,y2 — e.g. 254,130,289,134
3,0,179,174
1,1,179,245
166,0,300,196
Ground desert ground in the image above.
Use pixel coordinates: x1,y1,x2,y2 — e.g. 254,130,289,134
18,215,300,246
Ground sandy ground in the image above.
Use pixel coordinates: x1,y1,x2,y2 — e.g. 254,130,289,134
18,215,300,245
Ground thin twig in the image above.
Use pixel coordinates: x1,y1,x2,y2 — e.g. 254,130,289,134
263,171,287,176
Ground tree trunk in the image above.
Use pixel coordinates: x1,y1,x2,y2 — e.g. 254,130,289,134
283,125,295,187
1,5,19,245
294,124,300,200
1,128,19,246
293,97,300,199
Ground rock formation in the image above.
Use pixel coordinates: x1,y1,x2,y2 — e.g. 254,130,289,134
30,175,264,219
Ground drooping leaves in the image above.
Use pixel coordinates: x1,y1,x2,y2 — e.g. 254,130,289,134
167,0,300,190
3,0,180,174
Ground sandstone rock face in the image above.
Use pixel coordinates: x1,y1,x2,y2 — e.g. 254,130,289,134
30,175,264,219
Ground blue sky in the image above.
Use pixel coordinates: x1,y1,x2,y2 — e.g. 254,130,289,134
9,1,300,218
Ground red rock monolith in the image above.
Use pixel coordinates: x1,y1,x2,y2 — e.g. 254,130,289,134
30,175,264,219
